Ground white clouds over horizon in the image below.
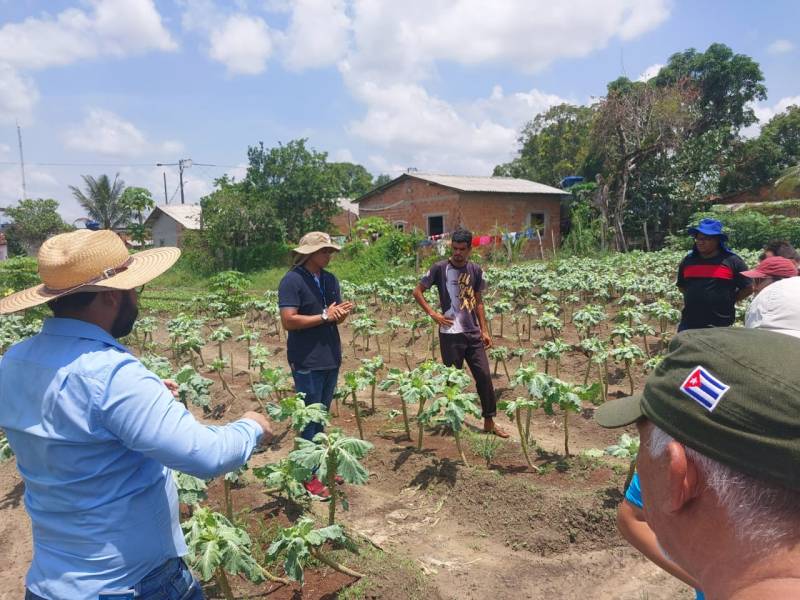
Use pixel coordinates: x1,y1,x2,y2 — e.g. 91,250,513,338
209,14,274,75
0,0,176,125
637,63,664,82
61,109,184,157
0,0,176,71
767,39,795,55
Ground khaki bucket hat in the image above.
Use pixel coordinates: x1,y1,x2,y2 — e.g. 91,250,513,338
292,231,341,255
0,229,180,314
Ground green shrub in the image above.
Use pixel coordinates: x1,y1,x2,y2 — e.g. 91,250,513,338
676,209,800,250
0,257,39,293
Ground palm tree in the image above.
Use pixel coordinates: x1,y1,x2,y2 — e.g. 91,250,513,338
69,174,131,229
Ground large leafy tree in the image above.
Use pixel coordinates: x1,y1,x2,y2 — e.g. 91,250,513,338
328,162,375,198
2,198,71,255
245,138,340,241
199,176,284,271
654,42,767,134
720,105,800,193
590,77,697,250
494,103,595,186
69,174,131,229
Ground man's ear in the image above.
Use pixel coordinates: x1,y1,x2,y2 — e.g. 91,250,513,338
665,441,701,513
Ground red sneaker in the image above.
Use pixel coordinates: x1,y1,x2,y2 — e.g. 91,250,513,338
304,475,331,500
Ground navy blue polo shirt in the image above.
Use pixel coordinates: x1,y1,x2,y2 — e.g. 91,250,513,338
277,266,343,371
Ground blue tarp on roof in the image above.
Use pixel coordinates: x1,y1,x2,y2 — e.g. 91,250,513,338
560,176,584,188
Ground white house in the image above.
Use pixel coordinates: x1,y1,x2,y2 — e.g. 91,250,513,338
144,205,202,247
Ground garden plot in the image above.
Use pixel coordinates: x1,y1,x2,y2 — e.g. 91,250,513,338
0,251,745,599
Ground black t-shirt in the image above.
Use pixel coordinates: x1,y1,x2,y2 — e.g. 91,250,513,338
277,266,342,370
676,251,750,329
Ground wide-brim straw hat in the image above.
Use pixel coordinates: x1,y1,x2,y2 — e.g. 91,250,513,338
0,229,180,314
292,231,341,255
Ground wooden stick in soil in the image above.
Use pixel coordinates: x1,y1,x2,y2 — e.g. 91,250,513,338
563,411,570,457
399,398,411,441
501,359,510,380
416,401,426,450
370,382,376,412
350,390,364,440
223,478,233,521
215,567,235,600
311,549,365,579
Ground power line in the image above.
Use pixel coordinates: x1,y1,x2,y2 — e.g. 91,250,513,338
0,161,242,168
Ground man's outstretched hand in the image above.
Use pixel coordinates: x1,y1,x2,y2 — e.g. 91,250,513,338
242,411,274,444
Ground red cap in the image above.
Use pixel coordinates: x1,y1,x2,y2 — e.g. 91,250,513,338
741,256,798,279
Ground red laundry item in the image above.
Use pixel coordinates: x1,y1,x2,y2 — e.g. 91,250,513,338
472,236,480,247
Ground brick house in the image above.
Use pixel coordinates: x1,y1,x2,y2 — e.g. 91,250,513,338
329,197,359,235
144,205,202,247
354,173,566,242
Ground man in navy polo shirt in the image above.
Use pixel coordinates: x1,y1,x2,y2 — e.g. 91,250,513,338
278,232,353,497
676,219,751,331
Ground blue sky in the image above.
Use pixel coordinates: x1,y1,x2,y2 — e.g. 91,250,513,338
0,0,797,222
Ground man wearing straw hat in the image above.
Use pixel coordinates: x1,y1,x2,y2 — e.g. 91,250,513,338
278,232,353,498
0,229,272,600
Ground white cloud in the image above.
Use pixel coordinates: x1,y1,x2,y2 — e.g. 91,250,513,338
62,109,184,157
767,39,795,55
345,0,671,81
0,63,39,123
348,81,567,175
742,95,800,138
209,14,273,75
637,63,663,82
0,0,176,71
282,0,350,70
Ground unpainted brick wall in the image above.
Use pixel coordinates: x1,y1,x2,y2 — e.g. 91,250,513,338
358,178,561,244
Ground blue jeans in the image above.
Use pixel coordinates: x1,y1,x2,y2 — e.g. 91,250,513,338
25,558,204,600
291,367,339,441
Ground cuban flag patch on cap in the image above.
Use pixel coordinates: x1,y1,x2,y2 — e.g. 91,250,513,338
680,366,730,412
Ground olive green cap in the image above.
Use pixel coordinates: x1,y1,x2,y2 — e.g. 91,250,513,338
595,327,800,491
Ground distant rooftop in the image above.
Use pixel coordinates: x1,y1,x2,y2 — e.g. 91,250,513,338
145,204,202,230
356,172,566,202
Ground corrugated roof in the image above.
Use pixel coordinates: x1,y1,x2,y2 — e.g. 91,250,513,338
146,205,202,230
355,173,567,202
411,173,566,195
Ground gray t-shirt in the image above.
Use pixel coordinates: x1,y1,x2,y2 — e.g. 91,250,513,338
420,260,486,334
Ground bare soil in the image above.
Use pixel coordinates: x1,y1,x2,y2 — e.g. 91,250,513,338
0,300,694,599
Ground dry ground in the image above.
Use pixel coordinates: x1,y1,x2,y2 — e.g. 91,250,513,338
0,304,694,600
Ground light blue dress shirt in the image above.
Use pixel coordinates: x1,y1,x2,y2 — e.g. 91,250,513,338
0,318,262,600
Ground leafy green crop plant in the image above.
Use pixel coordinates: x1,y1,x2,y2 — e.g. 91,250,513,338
289,429,373,526
267,517,364,584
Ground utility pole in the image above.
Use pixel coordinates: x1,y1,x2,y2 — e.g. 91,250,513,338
178,158,191,205
156,158,214,205
16,121,27,200
162,171,168,204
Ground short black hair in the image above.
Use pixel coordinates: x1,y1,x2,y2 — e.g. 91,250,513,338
762,240,800,261
451,228,473,245
47,292,99,317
